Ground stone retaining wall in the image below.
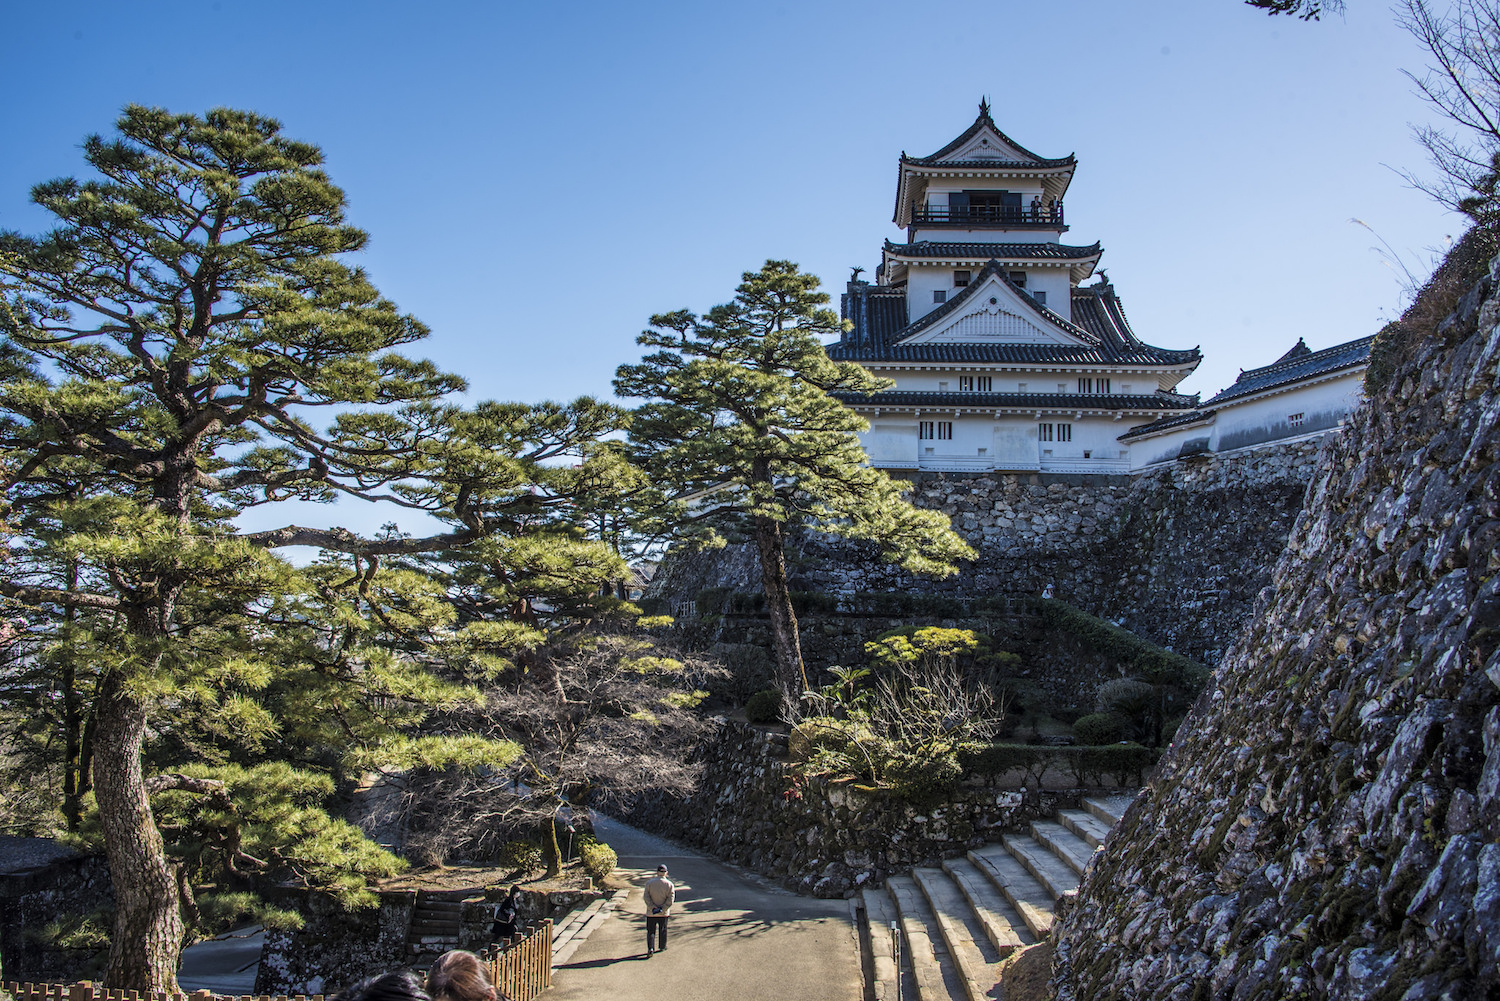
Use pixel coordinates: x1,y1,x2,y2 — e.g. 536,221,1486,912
650,439,1323,667
615,717,1132,897
1050,256,1500,999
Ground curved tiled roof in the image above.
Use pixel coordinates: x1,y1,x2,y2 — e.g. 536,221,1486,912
834,389,1200,411
829,261,1202,369
902,101,1075,168
1117,408,1219,441
884,239,1101,261
1205,335,1374,406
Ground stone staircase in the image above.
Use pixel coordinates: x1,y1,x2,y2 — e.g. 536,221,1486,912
405,889,466,969
857,794,1135,1001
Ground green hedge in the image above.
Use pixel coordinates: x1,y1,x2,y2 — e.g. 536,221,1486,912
958,742,1160,787
1021,598,1207,687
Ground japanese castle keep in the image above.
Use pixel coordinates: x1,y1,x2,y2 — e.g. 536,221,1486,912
829,103,1207,474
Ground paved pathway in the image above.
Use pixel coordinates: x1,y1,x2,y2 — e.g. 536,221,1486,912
550,816,862,1001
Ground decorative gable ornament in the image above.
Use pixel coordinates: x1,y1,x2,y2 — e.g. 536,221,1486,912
896,273,1086,347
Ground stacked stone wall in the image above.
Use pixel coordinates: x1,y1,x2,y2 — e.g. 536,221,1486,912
650,440,1324,667
0,846,112,983
614,717,1133,897
1050,258,1500,998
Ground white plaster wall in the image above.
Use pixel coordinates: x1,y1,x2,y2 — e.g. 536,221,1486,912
1211,374,1363,451
863,421,919,466
1123,369,1366,470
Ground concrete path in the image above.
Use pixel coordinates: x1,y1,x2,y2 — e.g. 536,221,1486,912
177,925,264,994
550,816,863,1001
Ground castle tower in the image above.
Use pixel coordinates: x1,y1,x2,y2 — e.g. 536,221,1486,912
830,102,1202,474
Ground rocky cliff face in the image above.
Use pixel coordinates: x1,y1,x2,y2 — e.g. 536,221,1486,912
1050,259,1500,999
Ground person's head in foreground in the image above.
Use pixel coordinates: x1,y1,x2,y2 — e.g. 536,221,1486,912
426,949,497,1001
332,971,430,1001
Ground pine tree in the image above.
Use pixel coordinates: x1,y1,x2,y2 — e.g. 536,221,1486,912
615,261,973,695
0,106,507,990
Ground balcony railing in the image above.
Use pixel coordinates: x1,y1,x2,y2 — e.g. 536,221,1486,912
911,203,1064,227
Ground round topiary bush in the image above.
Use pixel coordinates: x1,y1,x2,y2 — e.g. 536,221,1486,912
1074,712,1130,746
745,688,784,724
579,842,617,883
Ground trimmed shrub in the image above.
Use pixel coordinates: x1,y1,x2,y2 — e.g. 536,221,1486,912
498,841,544,873
1074,712,1130,746
579,842,617,882
885,751,963,808
745,688,784,724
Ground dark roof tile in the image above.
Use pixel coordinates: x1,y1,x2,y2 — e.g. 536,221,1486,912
834,389,1199,411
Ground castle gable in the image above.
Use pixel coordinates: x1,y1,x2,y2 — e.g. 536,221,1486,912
895,269,1087,347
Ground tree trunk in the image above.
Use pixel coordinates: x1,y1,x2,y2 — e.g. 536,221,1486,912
752,513,809,694
544,815,563,876
93,667,184,991
62,559,84,830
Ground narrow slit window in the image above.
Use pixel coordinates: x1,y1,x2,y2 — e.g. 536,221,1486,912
1039,422,1053,442
936,421,953,440
959,375,974,391
1057,423,1073,442
919,420,935,439
976,375,992,391
1289,412,1305,427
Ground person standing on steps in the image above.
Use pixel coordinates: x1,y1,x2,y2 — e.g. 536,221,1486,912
643,864,675,956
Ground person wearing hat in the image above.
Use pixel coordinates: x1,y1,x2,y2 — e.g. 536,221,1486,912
643,864,675,956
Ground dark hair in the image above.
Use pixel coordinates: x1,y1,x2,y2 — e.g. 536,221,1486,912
426,950,496,1001
331,972,430,1001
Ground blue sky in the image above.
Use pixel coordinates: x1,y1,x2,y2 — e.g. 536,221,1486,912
0,1,1458,415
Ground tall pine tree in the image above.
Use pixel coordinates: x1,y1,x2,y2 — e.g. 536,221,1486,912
615,261,973,695
0,107,517,990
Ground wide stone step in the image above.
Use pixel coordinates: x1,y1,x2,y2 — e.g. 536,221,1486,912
911,867,1003,1001
940,858,1034,957
861,887,903,1001
967,846,1056,940
1084,794,1137,828
1001,834,1081,900
887,875,969,1001
1029,820,1096,878
1057,808,1113,849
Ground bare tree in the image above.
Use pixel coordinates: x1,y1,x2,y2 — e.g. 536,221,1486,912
1397,0,1500,216
400,631,727,872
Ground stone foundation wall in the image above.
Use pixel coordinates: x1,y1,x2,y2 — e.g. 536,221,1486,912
614,717,1132,897
1050,258,1500,999
256,890,415,996
0,844,112,983
650,440,1323,667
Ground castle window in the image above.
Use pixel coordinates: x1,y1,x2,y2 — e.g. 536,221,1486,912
959,376,972,392
937,421,953,439
1078,377,1093,394
1039,423,1053,442
1289,412,1305,427
976,375,992,391
1083,449,1092,458
1033,290,1047,305
1058,423,1073,442
1018,382,1028,391
954,270,971,287
1009,271,1027,288
920,421,934,439
933,289,947,303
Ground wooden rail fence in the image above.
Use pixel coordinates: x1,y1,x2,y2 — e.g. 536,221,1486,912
482,919,552,1001
7,920,553,1001
5,985,324,1001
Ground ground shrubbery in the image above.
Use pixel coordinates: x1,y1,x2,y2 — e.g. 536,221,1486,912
579,842,618,883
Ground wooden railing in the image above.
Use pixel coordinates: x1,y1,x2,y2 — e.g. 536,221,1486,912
481,919,552,1001
5,984,324,1001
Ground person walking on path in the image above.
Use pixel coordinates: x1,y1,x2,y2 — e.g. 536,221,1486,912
643,865,675,956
